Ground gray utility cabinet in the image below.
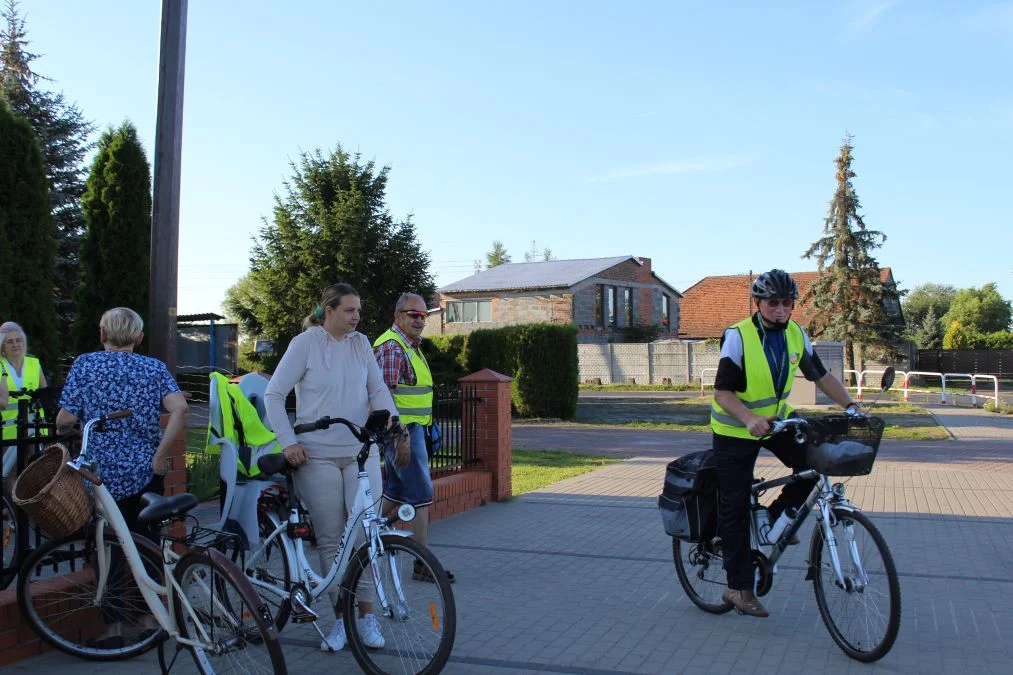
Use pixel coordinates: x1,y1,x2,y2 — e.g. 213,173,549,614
787,342,845,407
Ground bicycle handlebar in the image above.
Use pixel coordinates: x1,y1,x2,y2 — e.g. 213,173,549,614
292,413,402,444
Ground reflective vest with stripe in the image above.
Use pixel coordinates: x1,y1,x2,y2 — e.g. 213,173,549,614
204,372,281,478
2,356,45,440
710,318,804,439
373,329,433,426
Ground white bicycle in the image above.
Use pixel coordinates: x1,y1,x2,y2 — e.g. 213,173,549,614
15,410,288,674
227,409,456,675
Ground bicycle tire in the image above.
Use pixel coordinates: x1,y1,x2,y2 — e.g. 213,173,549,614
218,509,293,632
2,490,19,588
810,507,901,662
341,534,456,675
172,548,287,674
672,536,733,614
16,527,164,660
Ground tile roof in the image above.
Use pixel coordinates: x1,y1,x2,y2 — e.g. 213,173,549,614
439,256,634,292
678,268,895,339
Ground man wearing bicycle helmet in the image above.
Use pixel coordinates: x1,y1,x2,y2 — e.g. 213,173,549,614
711,269,858,617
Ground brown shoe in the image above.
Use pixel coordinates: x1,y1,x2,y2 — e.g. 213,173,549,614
722,588,769,617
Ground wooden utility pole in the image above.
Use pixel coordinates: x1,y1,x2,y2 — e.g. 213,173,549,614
149,0,188,370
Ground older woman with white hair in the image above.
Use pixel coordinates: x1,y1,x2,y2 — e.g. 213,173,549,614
1,321,48,441
55,307,188,647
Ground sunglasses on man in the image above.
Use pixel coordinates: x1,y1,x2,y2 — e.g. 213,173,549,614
763,298,794,308
401,310,427,320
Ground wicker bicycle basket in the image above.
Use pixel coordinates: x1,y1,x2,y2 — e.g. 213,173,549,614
12,443,93,537
805,415,887,476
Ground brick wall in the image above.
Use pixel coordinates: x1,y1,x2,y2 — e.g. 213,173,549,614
0,414,186,666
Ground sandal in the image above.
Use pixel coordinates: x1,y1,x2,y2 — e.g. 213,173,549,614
722,588,769,618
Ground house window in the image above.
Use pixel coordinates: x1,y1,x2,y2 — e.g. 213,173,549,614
595,285,604,326
624,288,632,326
662,294,671,328
446,300,492,323
607,286,616,326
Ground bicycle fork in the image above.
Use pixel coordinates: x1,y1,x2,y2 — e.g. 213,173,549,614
815,499,868,591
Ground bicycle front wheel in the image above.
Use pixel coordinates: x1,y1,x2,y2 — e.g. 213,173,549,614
171,551,287,674
2,490,18,587
672,537,733,614
811,507,901,662
16,528,164,660
341,534,456,675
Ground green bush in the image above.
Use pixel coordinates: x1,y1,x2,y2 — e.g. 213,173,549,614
463,323,578,419
186,451,220,502
984,399,1013,415
423,334,469,387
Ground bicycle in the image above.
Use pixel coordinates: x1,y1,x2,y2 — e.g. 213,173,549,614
228,409,456,675
15,410,288,674
672,412,901,662
2,386,59,587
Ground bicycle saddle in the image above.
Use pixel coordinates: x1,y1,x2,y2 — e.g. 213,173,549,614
137,491,199,526
257,452,293,477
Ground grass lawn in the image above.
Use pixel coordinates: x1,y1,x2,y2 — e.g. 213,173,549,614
512,449,618,496
580,383,699,392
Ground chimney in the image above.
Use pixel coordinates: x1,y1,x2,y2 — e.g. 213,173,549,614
636,256,652,279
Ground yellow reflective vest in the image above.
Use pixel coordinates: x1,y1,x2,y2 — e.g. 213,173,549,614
2,356,45,441
711,318,804,439
205,372,281,477
372,329,433,425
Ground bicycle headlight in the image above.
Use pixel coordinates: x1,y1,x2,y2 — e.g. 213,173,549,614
397,503,417,522
832,482,846,497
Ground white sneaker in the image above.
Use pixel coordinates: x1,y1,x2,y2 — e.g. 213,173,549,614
357,614,386,649
319,620,346,652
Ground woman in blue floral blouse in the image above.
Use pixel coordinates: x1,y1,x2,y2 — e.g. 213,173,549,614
56,307,188,647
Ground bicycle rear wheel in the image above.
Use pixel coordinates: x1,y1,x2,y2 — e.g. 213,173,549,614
341,534,456,675
171,550,287,674
672,537,733,613
16,528,164,660
810,507,901,662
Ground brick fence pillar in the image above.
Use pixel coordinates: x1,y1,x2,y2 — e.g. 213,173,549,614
459,369,513,501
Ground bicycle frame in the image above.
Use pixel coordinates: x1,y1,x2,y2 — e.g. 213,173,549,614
245,461,412,609
750,469,864,589
68,417,248,658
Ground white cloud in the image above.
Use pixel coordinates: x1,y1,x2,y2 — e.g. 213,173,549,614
589,155,753,183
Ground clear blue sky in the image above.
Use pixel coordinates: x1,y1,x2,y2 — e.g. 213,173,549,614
18,0,1013,314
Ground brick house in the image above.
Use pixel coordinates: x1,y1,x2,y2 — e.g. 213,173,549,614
425,256,683,343
678,268,904,339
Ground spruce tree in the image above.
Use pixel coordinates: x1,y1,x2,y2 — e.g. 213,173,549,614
225,146,436,369
802,135,902,376
485,240,511,267
1,0,93,348
0,100,58,369
73,122,152,353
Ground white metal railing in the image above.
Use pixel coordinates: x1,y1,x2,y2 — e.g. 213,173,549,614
846,369,1002,407
699,367,718,396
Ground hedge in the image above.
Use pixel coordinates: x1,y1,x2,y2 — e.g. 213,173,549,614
427,324,578,419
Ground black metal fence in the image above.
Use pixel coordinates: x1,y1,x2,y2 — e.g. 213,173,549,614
429,383,481,478
916,349,1013,376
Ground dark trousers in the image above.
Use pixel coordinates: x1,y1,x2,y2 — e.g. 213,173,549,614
713,433,815,591
99,474,164,624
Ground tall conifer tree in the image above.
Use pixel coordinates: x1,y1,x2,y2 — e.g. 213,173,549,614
1,0,93,347
73,122,152,353
0,100,58,368
802,135,902,375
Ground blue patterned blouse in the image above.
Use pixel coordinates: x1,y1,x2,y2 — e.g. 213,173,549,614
59,351,181,500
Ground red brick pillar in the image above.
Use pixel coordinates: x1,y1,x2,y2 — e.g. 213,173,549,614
160,413,189,496
459,369,513,501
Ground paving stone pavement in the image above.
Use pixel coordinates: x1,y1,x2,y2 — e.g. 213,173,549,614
12,409,1013,674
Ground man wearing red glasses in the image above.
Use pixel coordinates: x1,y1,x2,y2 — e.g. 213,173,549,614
374,293,454,583
710,269,858,617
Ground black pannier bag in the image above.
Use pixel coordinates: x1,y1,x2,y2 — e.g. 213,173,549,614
658,450,719,542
